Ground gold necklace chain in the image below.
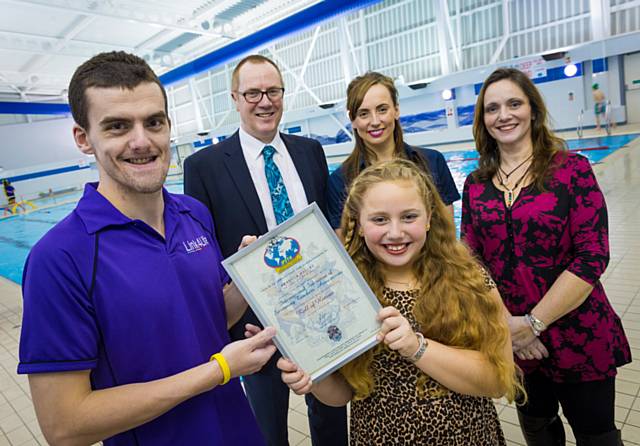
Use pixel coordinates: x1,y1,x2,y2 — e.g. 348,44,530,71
386,278,418,288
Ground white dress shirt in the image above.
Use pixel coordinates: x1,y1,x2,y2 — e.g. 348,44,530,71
239,127,309,230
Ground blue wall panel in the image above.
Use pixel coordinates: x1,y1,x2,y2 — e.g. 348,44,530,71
0,102,70,115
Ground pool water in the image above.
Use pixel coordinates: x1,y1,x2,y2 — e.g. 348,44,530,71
0,134,636,284
441,133,636,229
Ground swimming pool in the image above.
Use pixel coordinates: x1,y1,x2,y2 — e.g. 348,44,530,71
441,133,638,230
1,134,637,284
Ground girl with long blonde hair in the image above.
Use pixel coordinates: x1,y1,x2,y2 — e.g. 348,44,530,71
279,159,522,445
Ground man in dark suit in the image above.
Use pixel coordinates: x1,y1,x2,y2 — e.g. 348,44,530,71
184,54,348,446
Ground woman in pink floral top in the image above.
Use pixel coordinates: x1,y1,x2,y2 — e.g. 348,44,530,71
461,68,630,446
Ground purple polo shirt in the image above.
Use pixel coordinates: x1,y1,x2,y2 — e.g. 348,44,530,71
18,183,265,446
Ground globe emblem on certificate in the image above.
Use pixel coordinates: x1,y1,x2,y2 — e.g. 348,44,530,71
327,325,342,342
264,236,302,273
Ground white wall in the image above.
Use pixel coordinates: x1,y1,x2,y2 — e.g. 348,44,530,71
624,52,640,123
0,117,96,203
0,117,88,170
320,56,631,157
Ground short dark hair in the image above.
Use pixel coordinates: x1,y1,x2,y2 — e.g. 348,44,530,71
68,51,168,130
231,54,283,92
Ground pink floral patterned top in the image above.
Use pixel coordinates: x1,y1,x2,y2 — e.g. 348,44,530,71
461,152,631,382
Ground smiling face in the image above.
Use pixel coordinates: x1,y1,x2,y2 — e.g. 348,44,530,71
483,79,533,151
233,61,284,143
73,82,171,198
350,83,400,157
359,180,429,277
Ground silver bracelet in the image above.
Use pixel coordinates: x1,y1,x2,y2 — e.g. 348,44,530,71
407,332,427,363
524,314,541,337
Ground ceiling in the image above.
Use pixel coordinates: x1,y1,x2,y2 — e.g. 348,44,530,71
0,0,320,102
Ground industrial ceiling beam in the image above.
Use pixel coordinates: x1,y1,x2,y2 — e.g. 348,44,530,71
0,0,232,39
160,0,383,86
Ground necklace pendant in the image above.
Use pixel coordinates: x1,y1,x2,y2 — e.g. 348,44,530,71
507,190,513,207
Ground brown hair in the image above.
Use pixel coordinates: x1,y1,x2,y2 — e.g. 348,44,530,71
68,51,167,130
231,54,284,92
341,72,426,186
339,159,522,402
472,67,566,189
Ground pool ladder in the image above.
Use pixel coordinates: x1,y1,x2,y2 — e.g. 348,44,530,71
577,109,584,139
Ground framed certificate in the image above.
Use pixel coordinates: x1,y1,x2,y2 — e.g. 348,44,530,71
222,203,382,381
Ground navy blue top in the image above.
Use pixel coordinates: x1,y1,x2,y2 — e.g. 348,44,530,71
326,144,460,228
18,183,265,446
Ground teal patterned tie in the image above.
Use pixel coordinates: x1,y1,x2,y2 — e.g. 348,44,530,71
262,145,294,224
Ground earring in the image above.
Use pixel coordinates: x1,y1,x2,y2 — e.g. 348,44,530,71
425,225,430,232
358,229,364,237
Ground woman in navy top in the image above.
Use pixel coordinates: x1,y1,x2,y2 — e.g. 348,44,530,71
326,72,459,232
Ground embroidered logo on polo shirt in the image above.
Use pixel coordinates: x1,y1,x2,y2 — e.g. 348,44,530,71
183,236,209,254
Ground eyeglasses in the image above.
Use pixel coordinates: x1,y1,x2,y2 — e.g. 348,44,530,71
236,88,285,104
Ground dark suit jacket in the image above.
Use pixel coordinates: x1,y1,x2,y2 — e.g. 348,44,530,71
184,130,329,337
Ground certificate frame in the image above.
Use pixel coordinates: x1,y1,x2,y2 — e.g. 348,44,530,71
222,203,381,382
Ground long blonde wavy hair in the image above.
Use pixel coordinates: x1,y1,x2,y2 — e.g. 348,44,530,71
339,159,522,402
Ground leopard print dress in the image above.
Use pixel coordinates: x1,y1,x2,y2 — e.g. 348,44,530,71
349,287,506,446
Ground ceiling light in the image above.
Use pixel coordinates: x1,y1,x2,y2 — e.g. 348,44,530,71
564,63,578,77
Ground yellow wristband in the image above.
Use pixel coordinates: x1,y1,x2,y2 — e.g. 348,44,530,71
210,353,231,385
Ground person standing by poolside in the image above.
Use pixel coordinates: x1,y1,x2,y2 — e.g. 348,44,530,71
326,72,459,236
281,159,521,445
184,54,347,446
462,67,630,446
592,83,608,131
18,51,275,446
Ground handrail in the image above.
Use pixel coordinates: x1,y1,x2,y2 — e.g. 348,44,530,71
577,109,584,139
604,100,612,135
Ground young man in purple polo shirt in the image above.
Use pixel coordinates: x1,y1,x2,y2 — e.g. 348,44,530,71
18,51,275,445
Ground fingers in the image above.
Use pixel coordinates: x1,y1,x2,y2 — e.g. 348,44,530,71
241,344,277,376
377,306,400,322
250,326,276,346
529,339,549,359
244,323,261,338
238,235,258,250
257,344,277,362
528,347,543,360
287,377,312,395
378,316,409,339
512,332,536,350
279,362,313,395
277,357,298,372
387,336,415,355
377,312,404,339
528,343,543,360
516,348,535,361
382,324,410,346
376,312,416,357
515,339,549,361
537,343,549,358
